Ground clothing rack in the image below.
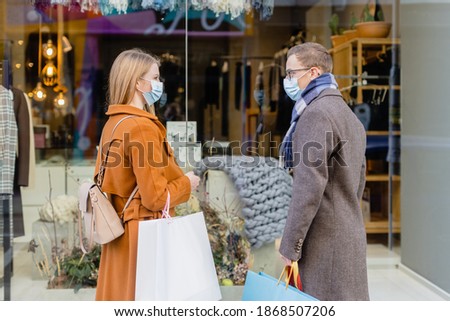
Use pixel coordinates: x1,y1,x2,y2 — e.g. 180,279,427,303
212,55,274,61
204,55,274,140
1,58,12,301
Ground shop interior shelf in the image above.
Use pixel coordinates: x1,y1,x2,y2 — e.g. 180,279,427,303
366,174,401,182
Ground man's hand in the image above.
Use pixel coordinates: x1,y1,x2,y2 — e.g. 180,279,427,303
280,255,292,266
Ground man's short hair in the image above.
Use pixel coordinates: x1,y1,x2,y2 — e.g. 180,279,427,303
287,42,333,73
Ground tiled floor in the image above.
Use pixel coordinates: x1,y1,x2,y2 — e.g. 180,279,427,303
0,240,448,301
365,244,446,301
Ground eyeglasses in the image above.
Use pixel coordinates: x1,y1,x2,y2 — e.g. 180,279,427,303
285,68,310,80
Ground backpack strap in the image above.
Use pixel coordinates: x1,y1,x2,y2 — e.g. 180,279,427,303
78,181,95,253
121,185,139,215
96,115,136,187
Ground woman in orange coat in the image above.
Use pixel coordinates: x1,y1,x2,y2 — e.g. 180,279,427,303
93,48,200,300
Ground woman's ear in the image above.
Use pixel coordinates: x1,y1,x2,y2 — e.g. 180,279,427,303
136,79,142,90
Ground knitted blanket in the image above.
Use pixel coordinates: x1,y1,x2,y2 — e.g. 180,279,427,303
196,156,292,248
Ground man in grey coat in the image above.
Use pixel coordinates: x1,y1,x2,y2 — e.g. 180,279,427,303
279,42,369,301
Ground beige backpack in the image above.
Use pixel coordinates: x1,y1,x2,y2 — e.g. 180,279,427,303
78,116,138,253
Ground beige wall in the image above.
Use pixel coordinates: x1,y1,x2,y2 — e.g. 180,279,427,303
401,2,450,294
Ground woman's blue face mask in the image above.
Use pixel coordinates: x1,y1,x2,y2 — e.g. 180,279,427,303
139,78,163,106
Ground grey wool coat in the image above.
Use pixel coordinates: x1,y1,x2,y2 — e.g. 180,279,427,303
279,88,369,301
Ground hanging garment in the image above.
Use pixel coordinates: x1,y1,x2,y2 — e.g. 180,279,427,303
142,0,177,11
191,0,247,19
12,87,30,187
221,61,229,137
272,58,281,102
268,63,277,111
160,59,182,106
12,174,25,237
254,61,265,108
244,61,252,109
269,56,283,112
204,61,220,108
235,62,243,110
276,84,294,135
274,50,291,133
22,93,36,188
11,87,30,238
0,85,17,195
253,0,275,21
106,0,129,14
129,0,142,10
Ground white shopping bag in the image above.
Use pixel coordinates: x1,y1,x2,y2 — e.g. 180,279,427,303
135,210,222,301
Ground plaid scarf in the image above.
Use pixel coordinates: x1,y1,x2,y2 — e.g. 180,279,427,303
280,73,338,169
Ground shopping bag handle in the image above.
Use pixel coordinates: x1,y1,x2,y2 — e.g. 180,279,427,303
277,261,303,291
161,191,171,219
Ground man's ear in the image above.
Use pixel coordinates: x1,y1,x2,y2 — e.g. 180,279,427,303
312,67,323,77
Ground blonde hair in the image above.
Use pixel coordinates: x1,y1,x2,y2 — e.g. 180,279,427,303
107,48,160,105
287,42,333,73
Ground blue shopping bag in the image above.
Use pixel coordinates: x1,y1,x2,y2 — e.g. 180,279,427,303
242,269,318,301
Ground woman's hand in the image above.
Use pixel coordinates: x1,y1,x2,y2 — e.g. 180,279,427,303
185,171,200,191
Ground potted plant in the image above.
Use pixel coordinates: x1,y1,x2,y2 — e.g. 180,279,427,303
343,12,359,41
329,13,346,47
355,0,392,38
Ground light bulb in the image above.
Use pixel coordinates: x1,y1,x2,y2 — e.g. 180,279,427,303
53,91,68,109
32,82,47,102
43,39,57,59
62,36,72,53
42,60,58,86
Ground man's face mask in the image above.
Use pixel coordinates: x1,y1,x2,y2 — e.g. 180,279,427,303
139,78,163,106
283,69,310,101
253,89,264,106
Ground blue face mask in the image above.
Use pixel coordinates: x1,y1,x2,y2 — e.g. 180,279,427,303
140,79,163,106
283,69,310,101
253,89,264,106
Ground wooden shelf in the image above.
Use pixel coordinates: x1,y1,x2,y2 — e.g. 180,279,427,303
367,131,401,136
365,220,401,234
361,85,400,91
340,85,400,92
366,174,401,182
332,37,401,235
329,37,401,53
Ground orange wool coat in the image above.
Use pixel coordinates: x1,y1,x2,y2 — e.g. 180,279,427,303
93,105,191,301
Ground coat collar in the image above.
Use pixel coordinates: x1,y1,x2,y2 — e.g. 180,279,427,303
308,88,342,105
318,88,342,99
106,105,159,120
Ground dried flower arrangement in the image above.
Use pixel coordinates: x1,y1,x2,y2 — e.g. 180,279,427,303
200,200,250,286
28,171,100,293
176,188,251,286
